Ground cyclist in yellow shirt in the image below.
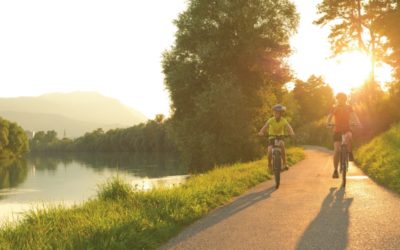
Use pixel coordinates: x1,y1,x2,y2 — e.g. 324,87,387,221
258,104,295,172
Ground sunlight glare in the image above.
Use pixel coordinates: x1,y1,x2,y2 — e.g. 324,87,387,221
324,51,372,94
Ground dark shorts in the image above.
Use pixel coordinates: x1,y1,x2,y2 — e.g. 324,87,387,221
267,139,285,147
333,131,351,142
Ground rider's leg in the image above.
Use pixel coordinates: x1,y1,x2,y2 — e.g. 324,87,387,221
346,131,353,151
267,146,272,171
345,131,354,161
344,132,352,150
333,141,341,170
332,132,341,178
344,132,354,161
280,141,287,167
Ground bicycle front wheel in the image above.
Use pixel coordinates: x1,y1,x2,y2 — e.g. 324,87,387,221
273,150,281,189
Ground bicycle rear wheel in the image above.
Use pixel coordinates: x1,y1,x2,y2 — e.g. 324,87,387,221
273,150,281,189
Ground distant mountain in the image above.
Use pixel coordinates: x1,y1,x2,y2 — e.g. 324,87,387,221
0,92,148,138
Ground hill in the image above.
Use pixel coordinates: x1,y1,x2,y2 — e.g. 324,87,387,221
0,92,148,138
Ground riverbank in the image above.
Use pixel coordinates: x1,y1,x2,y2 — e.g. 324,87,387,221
355,123,400,194
0,153,23,162
0,147,304,250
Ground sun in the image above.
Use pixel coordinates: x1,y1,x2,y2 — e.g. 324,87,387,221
323,51,373,94
322,50,394,94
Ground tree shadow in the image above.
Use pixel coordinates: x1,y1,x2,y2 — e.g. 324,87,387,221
165,186,276,246
296,187,353,250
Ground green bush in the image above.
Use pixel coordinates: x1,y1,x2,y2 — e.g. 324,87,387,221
355,123,400,193
98,177,134,201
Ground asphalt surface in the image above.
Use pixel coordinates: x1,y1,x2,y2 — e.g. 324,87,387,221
162,146,400,250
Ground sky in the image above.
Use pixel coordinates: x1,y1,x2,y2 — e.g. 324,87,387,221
0,0,393,119
0,0,187,119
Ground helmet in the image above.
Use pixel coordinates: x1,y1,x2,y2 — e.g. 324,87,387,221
336,92,347,101
272,104,286,112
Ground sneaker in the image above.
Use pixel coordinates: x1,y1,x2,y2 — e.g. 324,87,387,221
282,165,289,171
332,170,339,179
349,152,354,162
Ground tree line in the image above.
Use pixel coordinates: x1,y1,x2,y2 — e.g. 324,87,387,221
29,117,177,154
0,117,28,159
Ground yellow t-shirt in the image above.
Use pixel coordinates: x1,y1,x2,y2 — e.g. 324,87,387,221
267,117,289,137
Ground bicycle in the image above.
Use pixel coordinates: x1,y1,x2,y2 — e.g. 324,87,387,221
269,135,291,189
328,124,353,188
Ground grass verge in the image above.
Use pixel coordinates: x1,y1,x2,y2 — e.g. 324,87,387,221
0,147,304,250
355,123,400,193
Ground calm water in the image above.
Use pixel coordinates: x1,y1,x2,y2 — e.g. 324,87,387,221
0,153,188,223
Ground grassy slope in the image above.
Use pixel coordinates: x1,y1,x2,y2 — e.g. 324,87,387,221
355,124,400,193
0,148,304,250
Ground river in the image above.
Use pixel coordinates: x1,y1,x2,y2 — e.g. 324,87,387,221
0,153,188,224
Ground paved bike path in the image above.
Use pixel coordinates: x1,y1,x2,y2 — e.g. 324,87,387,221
162,146,400,250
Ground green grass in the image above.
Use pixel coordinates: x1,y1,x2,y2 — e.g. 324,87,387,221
355,123,400,193
0,148,304,250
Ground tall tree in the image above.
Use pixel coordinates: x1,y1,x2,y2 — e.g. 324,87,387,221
0,117,28,158
314,0,395,82
292,75,334,125
163,0,298,169
375,1,400,79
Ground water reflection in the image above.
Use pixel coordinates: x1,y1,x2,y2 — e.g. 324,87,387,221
0,153,187,223
27,152,185,178
0,159,28,191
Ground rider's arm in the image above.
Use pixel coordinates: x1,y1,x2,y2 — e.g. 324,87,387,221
286,123,295,136
258,121,269,136
350,112,362,127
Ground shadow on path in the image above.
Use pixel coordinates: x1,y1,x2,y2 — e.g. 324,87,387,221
296,187,353,250
167,186,276,246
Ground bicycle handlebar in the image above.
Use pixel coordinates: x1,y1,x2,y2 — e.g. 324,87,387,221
267,135,292,139
327,123,359,128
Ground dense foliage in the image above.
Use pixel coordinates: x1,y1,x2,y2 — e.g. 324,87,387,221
356,123,400,193
270,76,335,147
292,76,334,126
29,119,177,154
163,0,299,169
0,117,29,159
